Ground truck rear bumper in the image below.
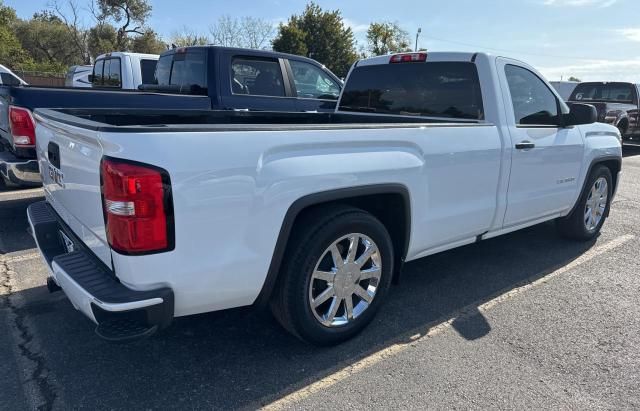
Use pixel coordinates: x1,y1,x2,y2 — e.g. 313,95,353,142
0,151,41,186
27,200,174,341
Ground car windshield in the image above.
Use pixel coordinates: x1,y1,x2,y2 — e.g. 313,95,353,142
570,83,636,103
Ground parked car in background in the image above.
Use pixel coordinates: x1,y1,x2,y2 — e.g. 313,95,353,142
0,64,27,86
0,46,343,187
568,81,640,145
550,80,579,101
65,65,93,88
91,52,159,90
29,52,621,345
141,46,343,112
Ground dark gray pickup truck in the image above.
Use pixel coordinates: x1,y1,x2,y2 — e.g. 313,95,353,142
568,81,640,146
0,46,342,186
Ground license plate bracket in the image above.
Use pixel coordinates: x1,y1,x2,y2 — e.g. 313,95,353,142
59,230,75,253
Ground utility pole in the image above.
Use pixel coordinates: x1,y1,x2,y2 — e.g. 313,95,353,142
415,28,422,51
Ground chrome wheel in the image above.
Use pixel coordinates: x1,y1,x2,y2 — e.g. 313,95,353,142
584,177,608,231
309,233,382,327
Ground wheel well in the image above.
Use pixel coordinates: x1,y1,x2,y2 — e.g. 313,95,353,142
618,118,629,131
254,186,411,307
600,159,621,193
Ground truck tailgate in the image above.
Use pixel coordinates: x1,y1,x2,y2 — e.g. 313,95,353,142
34,116,112,269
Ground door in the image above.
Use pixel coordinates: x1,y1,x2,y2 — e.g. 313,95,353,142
498,59,585,227
286,59,342,112
222,56,297,111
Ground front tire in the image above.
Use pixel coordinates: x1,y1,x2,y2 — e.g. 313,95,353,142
557,165,612,240
270,205,394,346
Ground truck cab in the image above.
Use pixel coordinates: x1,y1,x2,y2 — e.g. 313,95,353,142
148,46,343,112
567,81,640,145
91,52,159,90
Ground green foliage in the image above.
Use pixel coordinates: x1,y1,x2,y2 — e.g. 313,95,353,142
88,23,118,58
272,2,357,77
170,27,209,47
130,29,166,54
366,22,410,56
14,11,84,66
568,76,581,82
0,0,17,26
95,0,153,50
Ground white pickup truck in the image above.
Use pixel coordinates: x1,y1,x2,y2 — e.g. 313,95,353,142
90,52,159,90
28,52,622,345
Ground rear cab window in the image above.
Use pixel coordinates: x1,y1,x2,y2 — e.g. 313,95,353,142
140,59,158,85
570,82,638,104
154,49,207,95
339,61,484,120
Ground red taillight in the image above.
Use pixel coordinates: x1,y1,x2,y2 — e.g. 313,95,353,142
9,106,35,146
100,157,174,255
389,52,427,64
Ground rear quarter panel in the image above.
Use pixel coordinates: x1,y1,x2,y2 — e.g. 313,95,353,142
99,124,502,316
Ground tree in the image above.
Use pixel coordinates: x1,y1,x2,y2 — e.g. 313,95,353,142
209,16,274,49
14,11,83,67
50,0,91,64
272,2,357,77
0,1,31,70
130,29,166,54
170,26,209,47
87,23,117,58
366,22,410,56
568,76,581,82
94,0,151,50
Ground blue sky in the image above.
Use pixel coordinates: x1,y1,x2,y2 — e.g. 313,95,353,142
6,0,640,81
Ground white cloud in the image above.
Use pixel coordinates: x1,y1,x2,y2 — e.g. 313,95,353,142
543,0,617,7
539,58,640,82
617,28,640,42
343,18,369,34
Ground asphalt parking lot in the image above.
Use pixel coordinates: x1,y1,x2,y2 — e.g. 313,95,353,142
1,148,639,410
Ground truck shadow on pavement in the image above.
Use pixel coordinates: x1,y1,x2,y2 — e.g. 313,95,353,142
0,196,41,253
5,220,601,410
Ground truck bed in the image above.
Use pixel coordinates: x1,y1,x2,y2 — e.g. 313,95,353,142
35,108,487,133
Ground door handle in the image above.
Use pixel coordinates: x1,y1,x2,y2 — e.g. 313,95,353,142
515,141,535,150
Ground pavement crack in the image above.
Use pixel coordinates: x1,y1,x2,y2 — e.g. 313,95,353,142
0,258,58,410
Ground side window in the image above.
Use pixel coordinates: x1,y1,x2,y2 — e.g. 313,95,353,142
0,73,20,86
231,57,285,97
505,65,559,126
168,50,207,94
289,60,340,100
102,58,121,88
93,59,104,86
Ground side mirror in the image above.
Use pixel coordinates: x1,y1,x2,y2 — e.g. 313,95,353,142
564,103,597,126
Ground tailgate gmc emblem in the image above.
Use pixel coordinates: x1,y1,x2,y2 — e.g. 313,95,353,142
48,165,65,188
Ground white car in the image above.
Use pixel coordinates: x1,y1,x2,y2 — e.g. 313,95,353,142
0,64,27,86
91,52,159,90
29,52,622,345
64,65,93,88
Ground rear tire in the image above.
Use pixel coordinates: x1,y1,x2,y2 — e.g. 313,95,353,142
270,205,394,346
556,165,612,241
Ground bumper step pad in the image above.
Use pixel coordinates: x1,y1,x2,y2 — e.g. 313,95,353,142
28,201,174,342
